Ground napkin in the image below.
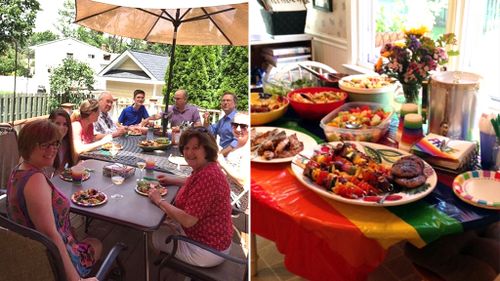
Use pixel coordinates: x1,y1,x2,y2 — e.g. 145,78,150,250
411,133,477,172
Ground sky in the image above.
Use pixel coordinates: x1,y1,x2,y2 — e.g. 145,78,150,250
34,0,64,33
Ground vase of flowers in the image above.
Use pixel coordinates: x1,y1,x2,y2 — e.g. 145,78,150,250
375,26,459,104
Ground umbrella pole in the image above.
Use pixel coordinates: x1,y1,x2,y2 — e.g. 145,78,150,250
162,10,180,137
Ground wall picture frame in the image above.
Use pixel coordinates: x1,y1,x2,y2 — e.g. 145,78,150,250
312,0,332,12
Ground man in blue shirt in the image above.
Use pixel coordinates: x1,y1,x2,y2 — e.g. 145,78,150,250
203,92,238,157
118,89,150,126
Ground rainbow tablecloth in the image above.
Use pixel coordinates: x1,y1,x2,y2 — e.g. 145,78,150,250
251,118,499,281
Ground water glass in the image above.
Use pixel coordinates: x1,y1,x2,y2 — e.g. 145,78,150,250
137,161,146,178
480,132,497,170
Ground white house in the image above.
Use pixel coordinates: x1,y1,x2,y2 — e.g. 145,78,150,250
30,37,118,92
98,50,168,100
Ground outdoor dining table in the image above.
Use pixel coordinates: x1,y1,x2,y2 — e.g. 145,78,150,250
251,113,500,281
52,159,179,281
80,134,192,177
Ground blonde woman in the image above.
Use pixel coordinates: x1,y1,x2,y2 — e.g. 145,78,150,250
71,99,112,156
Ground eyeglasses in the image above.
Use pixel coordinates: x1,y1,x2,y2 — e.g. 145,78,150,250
38,140,61,150
231,123,248,130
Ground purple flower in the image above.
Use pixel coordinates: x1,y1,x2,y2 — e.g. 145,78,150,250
408,35,421,51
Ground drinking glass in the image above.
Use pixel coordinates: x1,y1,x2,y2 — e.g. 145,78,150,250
110,169,124,199
137,161,146,179
109,145,119,159
71,166,85,185
145,158,156,172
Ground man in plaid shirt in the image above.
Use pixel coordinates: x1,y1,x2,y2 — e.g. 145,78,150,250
94,92,127,140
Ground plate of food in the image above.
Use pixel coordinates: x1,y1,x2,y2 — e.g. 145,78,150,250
101,142,123,150
71,188,108,207
251,126,317,163
453,170,500,210
138,138,171,152
128,127,143,136
135,179,168,196
291,142,437,206
59,169,91,182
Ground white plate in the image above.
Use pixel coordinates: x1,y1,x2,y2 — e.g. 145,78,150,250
339,74,397,94
251,126,318,163
168,155,188,166
453,170,500,210
290,141,437,207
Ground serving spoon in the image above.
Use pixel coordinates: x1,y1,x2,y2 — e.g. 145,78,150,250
345,121,362,129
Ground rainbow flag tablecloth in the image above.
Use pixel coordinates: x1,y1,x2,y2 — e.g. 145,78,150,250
251,119,498,281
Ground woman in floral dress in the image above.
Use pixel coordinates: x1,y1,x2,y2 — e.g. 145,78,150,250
6,119,102,281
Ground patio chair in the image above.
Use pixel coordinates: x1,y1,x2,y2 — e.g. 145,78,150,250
155,207,248,281
0,123,19,217
0,215,127,281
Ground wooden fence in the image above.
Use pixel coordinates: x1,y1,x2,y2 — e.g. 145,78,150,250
0,93,51,123
0,93,96,123
1,93,224,126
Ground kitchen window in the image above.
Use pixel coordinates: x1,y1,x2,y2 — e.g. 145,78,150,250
356,0,499,108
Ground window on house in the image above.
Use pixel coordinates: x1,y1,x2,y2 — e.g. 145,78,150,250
103,54,111,60
67,53,74,58
357,0,449,67
356,0,499,107
88,54,95,59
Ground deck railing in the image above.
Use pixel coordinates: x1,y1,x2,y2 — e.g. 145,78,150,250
1,93,224,130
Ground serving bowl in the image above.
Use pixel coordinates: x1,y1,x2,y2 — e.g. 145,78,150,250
320,102,394,142
339,74,397,108
250,92,289,125
287,87,348,120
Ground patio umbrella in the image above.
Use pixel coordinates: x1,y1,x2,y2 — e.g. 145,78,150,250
74,0,248,133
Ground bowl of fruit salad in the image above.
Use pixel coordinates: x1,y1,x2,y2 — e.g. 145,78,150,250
320,102,393,142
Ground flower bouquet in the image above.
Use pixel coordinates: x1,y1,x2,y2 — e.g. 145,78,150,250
374,26,459,103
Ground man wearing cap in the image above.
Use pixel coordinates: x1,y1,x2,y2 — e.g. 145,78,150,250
203,92,239,157
94,91,127,140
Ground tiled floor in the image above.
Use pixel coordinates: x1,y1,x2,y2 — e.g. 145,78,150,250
251,235,422,281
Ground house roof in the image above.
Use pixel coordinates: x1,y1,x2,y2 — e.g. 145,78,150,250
101,69,150,80
99,50,168,82
30,37,108,54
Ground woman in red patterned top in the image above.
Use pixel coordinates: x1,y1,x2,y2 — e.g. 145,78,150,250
71,99,112,157
148,127,233,267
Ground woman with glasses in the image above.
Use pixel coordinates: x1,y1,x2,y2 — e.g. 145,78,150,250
148,127,233,267
6,120,102,281
71,99,112,155
48,109,76,175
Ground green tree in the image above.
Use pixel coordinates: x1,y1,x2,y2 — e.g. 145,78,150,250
29,30,60,46
164,45,248,111
0,46,29,76
0,0,40,55
56,0,76,37
219,46,248,111
49,58,95,109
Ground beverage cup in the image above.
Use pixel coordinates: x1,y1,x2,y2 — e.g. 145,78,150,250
71,166,85,184
480,132,497,170
145,159,156,171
